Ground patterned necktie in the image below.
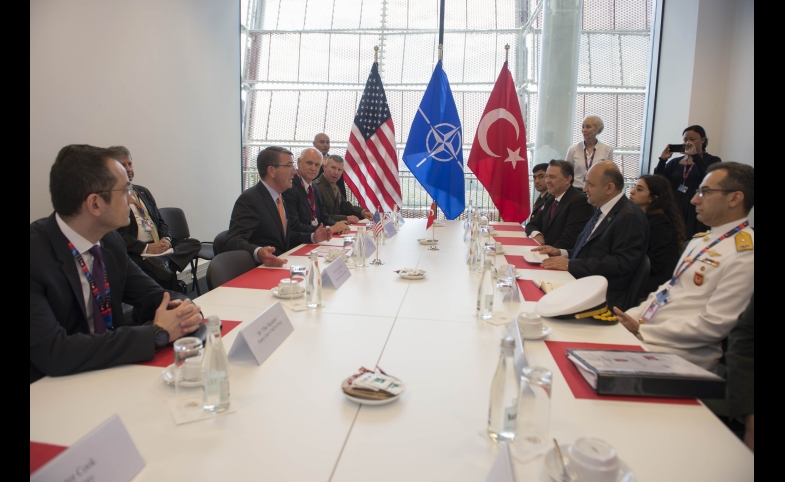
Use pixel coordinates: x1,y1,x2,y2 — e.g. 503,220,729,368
277,196,286,235
571,208,603,258
87,246,110,334
307,185,317,222
548,199,559,223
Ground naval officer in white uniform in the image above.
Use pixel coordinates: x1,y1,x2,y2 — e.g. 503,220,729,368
614,162,754,372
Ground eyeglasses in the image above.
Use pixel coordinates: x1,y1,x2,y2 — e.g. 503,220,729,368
96,186,133,196
696,187,736,197
273,163,296,170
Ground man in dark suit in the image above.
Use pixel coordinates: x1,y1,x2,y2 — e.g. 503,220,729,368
525,160,594,249
535,161,649,310
283,147,349,235
30,144,203,383
314,155,373,223
225,146,332,267
527,162,551,224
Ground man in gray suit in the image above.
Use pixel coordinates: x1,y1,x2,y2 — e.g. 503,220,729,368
314,155,373,223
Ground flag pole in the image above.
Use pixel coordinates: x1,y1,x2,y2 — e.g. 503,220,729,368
374,45,379,63
505,44,509,62
429,203,440,251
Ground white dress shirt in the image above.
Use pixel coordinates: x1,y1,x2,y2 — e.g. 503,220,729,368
528,189,569,240
627,218,754,371
565,140,614,189
56,213,100,333
560,191,624,258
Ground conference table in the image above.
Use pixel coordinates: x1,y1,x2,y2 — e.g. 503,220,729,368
29,220,754,481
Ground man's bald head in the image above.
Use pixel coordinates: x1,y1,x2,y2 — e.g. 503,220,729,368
597,161,624,193
297,147,324,183
584,161,624,207
313,133,330,156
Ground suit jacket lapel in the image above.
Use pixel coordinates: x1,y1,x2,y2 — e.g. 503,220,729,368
585,195,626,244
46,215,89,324
257,183,286,243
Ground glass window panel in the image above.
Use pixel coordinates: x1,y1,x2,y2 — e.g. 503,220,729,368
329,34,363,83
293,91,329,141
277,0,308,30
360,0,384,28
267,34,302,81
299,34,331,82
266,91,300,140
332,0,364,29
303,1,335,30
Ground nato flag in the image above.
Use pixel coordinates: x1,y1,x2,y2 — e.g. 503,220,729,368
402,60,465,220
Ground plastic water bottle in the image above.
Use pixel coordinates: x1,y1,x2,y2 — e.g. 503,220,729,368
202,316,230,414
354,226,366,267
487,336,519,442
477,259,494,319
306,251,322,308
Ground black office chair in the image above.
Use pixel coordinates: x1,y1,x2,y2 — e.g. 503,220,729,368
622,255,650,311
158,207,205,295
206,251,256,290
213,230,229,256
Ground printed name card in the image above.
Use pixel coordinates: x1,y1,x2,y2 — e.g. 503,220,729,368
363,234,376,257
228,302,294,365
322,256,351,289
31,414,145,482
383,221,397,237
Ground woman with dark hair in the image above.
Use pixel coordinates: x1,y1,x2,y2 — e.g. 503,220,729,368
630,175,687,296
654,125,721,237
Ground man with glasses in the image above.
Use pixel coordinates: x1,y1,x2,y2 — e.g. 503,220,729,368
226,146,332,267
614,162,754,372
30,145,203,383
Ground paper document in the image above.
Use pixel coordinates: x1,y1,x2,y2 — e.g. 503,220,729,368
141,248,173,257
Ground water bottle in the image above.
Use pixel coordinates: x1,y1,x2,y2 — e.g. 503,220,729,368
477,259,494,319
487,336,519,442
354,226,366,267
306,251,322,308
469,216,484,271
202,316,230,414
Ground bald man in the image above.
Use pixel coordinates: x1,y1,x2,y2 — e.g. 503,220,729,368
313,133,347,199
533,161,649,310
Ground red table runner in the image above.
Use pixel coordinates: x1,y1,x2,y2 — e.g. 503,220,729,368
489,224,524,232
30,441,68,475
544,341,699,405
222,267,292,289
135,320,242,368
289,244,322,257
517,279,545,301
492,236,539,247
504,254,548,272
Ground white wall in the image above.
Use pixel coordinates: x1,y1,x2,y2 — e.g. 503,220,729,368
648,0,754,169
30,0,241,241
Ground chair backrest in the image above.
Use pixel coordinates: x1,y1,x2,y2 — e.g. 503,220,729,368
213,230,229,256
159,207,190,239
622,255,650,311
206,250,256,290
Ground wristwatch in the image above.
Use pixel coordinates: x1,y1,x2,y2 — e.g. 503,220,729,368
152,324,170,349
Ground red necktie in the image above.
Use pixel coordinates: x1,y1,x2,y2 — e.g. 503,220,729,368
549,199,559,223
307,185,316,222
88,246,110,334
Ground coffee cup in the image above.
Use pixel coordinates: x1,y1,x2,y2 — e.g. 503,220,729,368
327,248,344,261
277,278,300,295
517,312,543,337
567,438,620,482
182,356,202,382
495,242,503,252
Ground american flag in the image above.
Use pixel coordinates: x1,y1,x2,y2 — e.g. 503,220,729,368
373,219,385,239
344,62,402,213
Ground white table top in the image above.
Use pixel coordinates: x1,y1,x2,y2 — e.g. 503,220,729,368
30,220,753,481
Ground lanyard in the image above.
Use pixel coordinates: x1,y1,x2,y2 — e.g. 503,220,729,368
583,146,596,172
680,163,695,186
667,221,749,289
132,189,148,218
301,179,317,221
68,242,113,330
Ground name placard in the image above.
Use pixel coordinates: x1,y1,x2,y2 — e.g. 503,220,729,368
322,256,351,289
31,414,145,482
363,234,376,257
397,212,406,226
383,221,397,237
228,302,294,365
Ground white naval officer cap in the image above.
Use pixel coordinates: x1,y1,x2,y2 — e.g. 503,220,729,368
535,275,617,322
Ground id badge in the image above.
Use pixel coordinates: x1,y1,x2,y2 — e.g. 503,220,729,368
142,219,153,232
641,300,660,323
677,184,688,193
311,218,318,227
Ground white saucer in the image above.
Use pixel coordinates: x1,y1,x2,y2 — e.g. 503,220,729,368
271,286,305,299
344,392,402,405
544,445,636,482
398,269,427,280
161,364,202,388
522,324,552,340
418,238,438,245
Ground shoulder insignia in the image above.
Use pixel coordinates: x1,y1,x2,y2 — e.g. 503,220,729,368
735,231,753,252
693,231,710,239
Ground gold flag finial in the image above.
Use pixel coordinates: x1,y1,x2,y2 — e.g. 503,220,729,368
374,45,379,63
438,44,443,61
505,44,510,62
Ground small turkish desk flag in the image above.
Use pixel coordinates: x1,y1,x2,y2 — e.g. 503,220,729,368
467,61,530,223
426,201,437,231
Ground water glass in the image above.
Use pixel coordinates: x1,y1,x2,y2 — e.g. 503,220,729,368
516,366,552,446
174,337,204,406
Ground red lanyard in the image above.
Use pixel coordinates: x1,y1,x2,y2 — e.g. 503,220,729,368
68,242,113,330
583,147,596,171
681,163,695,186
132,189,148,218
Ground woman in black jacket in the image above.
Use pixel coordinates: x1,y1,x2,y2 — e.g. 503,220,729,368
654,125,721,237
630,174,687,297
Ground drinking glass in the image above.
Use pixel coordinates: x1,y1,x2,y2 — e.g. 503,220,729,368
516,366,552,446
173,337,204,412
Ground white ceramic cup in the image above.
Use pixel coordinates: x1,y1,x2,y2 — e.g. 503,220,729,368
495,242,503,252
328,248,344,260
567,438,620,482
518,312,543,337
182,356,202,382
277,278,300,295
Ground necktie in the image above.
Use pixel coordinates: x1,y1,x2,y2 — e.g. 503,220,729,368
307,185,317,223
548,199,559,223
132,191,160,242
332,182,340,202
277,196,286,235
87,246,110,334
571,208,603,258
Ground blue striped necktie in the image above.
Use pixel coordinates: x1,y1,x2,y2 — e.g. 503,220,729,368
572,208,603,258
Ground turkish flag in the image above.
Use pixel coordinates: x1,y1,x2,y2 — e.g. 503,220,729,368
426,201,436,230
467,62,530,223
